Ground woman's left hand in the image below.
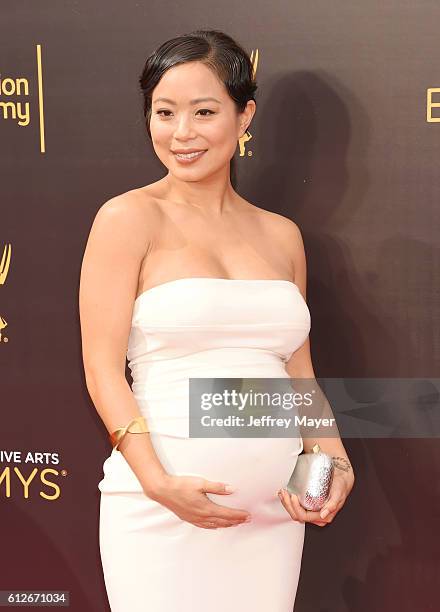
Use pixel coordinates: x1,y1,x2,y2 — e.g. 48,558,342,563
277,468,355,527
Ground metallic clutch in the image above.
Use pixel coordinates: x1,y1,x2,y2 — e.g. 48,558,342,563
286,443,334,511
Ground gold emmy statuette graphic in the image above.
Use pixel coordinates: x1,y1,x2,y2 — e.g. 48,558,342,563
238,48,259,157
0,243,12,342
0,243,11,285
0,316,7,343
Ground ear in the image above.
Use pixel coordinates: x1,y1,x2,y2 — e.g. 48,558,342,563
239,100,257,137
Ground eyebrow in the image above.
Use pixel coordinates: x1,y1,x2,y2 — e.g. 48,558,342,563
152,96,222,105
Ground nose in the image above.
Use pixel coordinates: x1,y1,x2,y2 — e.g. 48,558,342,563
173,114,196,140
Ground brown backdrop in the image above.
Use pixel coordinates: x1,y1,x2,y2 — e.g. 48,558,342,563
1,1,439,610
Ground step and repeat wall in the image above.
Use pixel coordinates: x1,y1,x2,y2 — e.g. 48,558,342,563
1,1,439,610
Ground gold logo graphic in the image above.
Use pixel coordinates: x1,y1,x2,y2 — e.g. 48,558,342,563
0,466,62,500
0,243,12,343
427,88,440,122
238,48,259,157
0,450,66,500
0,243,11,285
0,74,30,125
0,44,46,152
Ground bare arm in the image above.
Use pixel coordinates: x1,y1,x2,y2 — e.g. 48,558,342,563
276,219,355,525
79,194,167,498
79,194,251,528
283,220,353,466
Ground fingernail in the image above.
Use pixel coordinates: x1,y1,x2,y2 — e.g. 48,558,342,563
225,484,236,492
320,508,329,519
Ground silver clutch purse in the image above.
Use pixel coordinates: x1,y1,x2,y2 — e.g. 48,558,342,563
286,444,334,511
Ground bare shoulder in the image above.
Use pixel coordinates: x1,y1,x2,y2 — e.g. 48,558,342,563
244,200,305,252
96,187,161,227
240,200,307,286
91,187,161,255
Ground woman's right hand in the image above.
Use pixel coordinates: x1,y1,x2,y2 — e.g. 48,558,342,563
147,474,252,529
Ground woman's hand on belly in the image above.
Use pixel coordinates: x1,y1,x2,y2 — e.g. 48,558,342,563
150,474,253,530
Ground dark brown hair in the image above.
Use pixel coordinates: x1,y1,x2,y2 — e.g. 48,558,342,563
138,29,258,185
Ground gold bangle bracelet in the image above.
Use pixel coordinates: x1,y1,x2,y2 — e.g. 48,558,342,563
109,415,150,451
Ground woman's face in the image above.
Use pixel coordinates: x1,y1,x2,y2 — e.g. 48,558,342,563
149,61,255,180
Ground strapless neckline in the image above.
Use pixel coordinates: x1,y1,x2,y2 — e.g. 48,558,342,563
134,277,299,306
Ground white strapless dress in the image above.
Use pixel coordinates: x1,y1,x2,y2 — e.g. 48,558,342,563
98,278,311,612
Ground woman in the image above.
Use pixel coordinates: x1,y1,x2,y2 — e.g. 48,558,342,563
79,29,355,611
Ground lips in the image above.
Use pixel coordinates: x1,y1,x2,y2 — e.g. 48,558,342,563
172,149,207,154
172,149,207,162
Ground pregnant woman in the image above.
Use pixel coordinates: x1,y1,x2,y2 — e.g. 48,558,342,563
79,29,355,611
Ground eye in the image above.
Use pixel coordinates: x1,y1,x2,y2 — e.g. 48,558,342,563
155,109,215,118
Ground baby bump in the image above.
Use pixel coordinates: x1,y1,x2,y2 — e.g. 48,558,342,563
150,432,303,508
